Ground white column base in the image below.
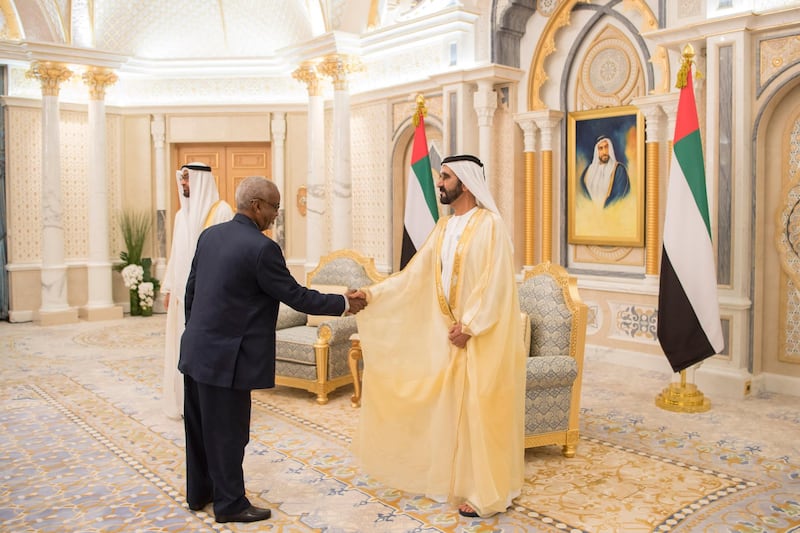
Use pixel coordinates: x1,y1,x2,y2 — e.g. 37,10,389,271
8,310,35,323
36,308,79,326
78,305,124,321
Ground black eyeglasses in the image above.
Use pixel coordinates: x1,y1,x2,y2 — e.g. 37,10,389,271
252,197,280,211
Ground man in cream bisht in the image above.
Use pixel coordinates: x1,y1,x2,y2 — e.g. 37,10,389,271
353,154,525,518
161,163,234,419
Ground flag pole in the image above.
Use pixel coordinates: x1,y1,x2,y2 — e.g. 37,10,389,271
655,43,712,413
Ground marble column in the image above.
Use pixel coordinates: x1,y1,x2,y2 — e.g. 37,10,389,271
318,54,363,251
292,63,326,270
473,80,497,185
514,113,539,269
150,114,167,312
271,112,287,250
81,67,122,321
530,110,563,263
26,61,78,325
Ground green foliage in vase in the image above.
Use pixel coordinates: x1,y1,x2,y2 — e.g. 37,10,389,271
115,210,151,271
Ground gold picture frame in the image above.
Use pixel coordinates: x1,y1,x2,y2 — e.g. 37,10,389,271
567,105,645,246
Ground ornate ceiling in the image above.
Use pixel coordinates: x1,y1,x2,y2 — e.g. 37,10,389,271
0,1,488,105
0,0,449,61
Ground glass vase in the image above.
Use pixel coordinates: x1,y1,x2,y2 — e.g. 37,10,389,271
129,288,142,316
141,305,153,317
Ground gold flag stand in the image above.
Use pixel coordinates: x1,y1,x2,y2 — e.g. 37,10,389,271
655,369,711,413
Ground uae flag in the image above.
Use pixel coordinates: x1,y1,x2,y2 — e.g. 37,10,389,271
657,66,724,372
400,111,438,269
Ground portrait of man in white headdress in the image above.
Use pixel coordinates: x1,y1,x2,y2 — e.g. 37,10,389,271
578,135,631,208
568,107,644,247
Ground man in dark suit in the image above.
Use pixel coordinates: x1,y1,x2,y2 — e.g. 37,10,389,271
178,176,366,524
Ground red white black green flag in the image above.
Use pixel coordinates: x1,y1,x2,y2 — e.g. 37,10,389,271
657,54,724,372
400,97,439,269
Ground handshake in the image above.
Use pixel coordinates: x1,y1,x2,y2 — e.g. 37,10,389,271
345,289,368,315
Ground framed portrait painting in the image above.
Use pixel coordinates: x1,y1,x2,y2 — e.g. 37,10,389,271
567,105,644,246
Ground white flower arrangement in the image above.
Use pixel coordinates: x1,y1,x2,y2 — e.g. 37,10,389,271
137,281,154,309
121,264,144,289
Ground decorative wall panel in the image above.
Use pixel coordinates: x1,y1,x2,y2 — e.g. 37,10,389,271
493,87,517,236
609,301,658,343
759,34,800,92
576,25,644,110
354,44,443,95
351,102,390,265
6,107,41,263
393,96,443,134
777,117,800,363
677,0,702,18
6,107,121,264
60,110,90,260
106,115,123,259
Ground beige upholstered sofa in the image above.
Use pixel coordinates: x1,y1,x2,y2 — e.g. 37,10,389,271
274,249,384,404
519,262,588,457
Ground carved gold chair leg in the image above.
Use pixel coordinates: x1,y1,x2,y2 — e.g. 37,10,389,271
348,334,362,407
313,337,330,405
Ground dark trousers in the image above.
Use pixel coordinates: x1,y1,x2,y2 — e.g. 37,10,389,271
184,374,252,516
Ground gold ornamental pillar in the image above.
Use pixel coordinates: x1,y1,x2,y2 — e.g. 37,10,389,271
531,110,563,263
514,113,539,268
26,61,78,326
632,96,670,276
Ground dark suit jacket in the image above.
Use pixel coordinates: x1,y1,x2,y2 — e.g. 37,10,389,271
178,213,345,390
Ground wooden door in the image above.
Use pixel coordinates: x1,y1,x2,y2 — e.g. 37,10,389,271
172,142,271,240
174,143,271,214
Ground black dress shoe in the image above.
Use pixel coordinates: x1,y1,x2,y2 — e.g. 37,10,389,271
215,505,271,523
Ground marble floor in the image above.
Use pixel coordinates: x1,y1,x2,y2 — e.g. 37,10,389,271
1,315,798,532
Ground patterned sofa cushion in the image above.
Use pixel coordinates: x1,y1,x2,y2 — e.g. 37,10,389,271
526,356,577,389
309,258,375,289
519,275,572,358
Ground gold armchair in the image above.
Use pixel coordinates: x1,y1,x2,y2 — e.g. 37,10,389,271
274,249,384,404
519,262,588,457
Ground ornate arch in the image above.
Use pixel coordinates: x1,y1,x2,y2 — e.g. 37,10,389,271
491,0,537,67
527,0,660,110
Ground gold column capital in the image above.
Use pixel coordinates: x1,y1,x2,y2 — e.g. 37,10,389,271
292,62,321,97
317,54,364,91
26,61,73,97
82,67,118,100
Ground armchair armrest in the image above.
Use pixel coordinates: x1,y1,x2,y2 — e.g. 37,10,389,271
277,303,307,330
526,355,578,389
316,315,358,344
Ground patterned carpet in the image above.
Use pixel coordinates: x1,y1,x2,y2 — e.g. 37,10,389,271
1,315,798,532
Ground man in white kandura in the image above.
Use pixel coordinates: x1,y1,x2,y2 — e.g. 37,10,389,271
578,135,631,208
161,163,234,420
352,154,525,519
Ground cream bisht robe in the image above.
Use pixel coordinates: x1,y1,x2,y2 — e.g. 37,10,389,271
353,208,525,517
